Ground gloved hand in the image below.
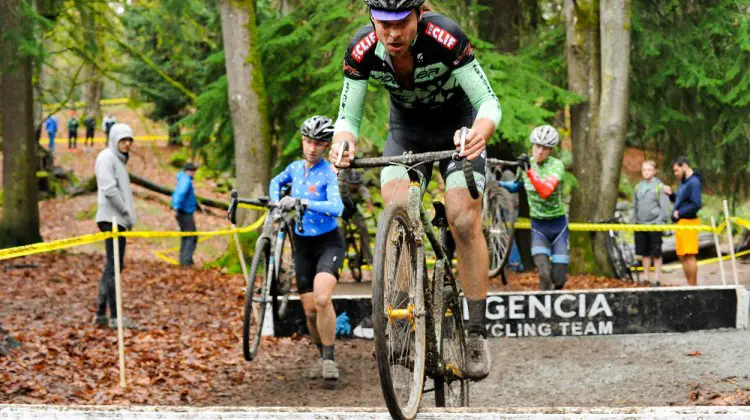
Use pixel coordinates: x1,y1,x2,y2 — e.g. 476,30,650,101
278,196,297,211
518,154,531,171
498,181,520,193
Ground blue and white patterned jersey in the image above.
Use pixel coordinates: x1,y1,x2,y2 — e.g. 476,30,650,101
269,159,344,237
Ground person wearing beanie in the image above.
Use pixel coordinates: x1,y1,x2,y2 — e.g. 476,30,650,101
93,123,137,329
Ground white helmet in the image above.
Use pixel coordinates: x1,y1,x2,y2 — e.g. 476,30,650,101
530,125,559,148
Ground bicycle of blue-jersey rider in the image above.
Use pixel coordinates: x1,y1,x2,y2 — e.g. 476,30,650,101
228,191,304,361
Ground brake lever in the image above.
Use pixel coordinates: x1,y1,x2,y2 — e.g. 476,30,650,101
335,140,347,167
453,127,469,160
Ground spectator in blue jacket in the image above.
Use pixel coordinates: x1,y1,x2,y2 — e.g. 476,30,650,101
172,162,199,266
663,156,702,286
44,115,58,153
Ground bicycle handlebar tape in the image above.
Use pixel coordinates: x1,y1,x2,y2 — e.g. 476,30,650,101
338,169,356,209
463,159,480,200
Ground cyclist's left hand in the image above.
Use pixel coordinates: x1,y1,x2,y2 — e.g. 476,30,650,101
453,128,486,161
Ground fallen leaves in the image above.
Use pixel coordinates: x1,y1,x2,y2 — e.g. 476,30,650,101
688,383,750,406
0,253,380,407
687,350,702,357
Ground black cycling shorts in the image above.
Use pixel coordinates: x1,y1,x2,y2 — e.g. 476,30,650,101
292,228,345,294
634,231,663,258
381,103,486,190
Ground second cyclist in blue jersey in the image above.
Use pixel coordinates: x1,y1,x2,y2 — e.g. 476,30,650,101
329,0,502,380
270,116,345,384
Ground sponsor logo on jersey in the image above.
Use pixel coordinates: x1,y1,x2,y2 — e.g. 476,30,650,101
351,31,377,63
343,62,363,78
425,22,457,50
453,44,473,66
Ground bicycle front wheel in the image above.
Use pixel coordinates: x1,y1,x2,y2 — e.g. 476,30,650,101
274,226,295,319
434,294,470,407
242,239,271,362
372,205,426,420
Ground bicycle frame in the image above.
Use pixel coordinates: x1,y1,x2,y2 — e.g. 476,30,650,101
340,151,467,378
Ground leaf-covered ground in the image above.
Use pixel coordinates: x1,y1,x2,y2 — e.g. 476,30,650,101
0,253,380,406
2,253,748,407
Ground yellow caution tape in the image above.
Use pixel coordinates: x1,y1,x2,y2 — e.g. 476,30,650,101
150,213,268,265
238,203,268,211
730,217,750,231
513,218,721,233
123,212,268,239
43,97,131,109
0,213,268,262
634,248,750,271
0,232,113,261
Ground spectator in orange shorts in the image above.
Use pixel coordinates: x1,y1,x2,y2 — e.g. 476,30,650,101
663,156,702,285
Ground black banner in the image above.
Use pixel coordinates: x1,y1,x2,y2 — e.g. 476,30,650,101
275,287,739,338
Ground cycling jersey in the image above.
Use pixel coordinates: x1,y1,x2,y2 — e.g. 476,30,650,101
499,156,566,219
334,12,501,139
269,160,344,237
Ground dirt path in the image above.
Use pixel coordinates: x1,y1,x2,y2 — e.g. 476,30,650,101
2,254,748,408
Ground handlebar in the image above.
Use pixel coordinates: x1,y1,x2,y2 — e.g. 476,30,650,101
227,190,308,233
486,158,521,167
335,130,480,200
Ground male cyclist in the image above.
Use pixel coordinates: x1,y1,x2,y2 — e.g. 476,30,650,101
329,0,502,380
498,125,569,291
270,116,345,383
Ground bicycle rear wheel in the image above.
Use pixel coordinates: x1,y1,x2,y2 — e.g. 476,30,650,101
372,205,426,420
242,239,270,362
485,185,515,279
606,232,631,281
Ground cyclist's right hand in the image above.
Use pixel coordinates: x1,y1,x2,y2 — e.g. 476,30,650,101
330,132,356,169
518,154,531,171
278,196,297,211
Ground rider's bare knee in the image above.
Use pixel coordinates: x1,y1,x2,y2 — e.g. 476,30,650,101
446,198,481,243
314,292,331,310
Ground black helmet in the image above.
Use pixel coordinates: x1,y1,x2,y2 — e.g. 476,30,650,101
364,0,425,10
300,115,334,142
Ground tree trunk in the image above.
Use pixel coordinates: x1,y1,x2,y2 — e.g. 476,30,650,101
478,0,520,53
565,0,632,274
219,0,270,226
596,0,631,222
565,0,605,273
0,0,42,248
77,0,103,121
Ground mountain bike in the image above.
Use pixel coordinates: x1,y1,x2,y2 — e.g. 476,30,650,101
601,209,640,283
228,191,304,361
336,131,478,419
341,203,376,282
483,157,521,282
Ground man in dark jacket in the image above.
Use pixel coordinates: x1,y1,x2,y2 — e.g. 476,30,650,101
663,156,702,286
68,111,79,150
84,115,96,151
171,162,199,266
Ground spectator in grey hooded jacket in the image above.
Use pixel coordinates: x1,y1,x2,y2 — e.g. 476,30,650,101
94,123,137,329
632,160,671,284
